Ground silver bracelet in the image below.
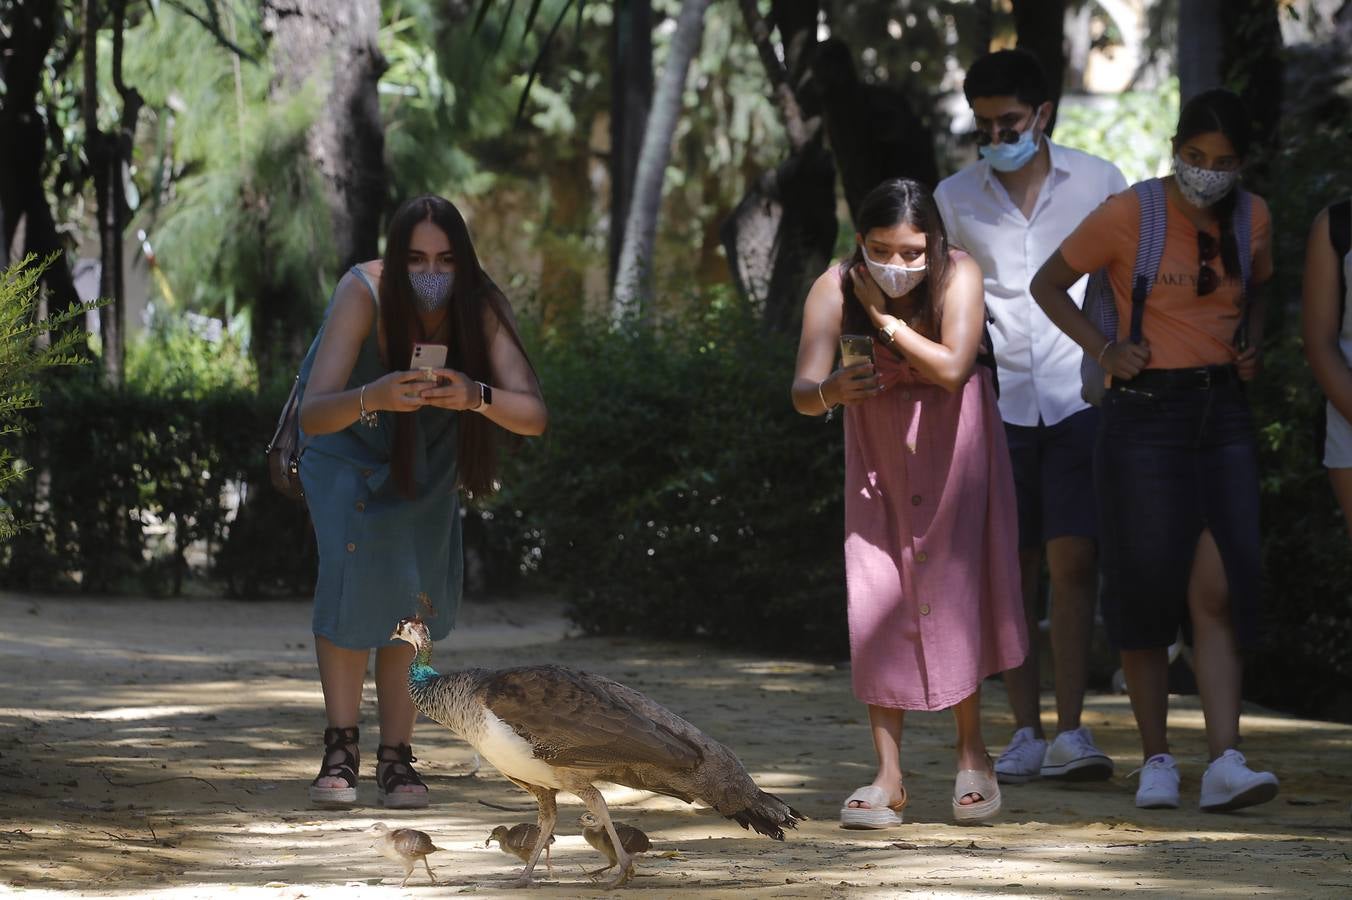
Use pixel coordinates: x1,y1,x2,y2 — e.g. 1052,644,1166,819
358,384,379,428
1097,340,1115,365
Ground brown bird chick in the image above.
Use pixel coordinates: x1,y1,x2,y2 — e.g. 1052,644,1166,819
369,822,442,887
579,812,651,880
486,823,555,876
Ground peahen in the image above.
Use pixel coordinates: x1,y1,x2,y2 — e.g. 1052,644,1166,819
391,616,804,889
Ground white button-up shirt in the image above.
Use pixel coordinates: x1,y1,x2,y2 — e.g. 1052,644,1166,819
935,141,1127,427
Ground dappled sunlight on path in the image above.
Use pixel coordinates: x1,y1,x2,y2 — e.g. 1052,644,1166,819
0,591,1349,898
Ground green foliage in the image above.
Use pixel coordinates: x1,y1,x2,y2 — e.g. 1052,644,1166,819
0,256,104,542
480,295,850,655
125,306,257,397
1054,79,1181,184
1240,84,1352,718
0,370,313,596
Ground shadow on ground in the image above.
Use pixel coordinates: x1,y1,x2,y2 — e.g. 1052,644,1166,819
1,591,1349,898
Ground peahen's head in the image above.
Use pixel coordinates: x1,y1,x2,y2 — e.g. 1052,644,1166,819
391,616,431,649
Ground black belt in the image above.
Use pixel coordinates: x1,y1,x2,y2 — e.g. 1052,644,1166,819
1118,365,1239,391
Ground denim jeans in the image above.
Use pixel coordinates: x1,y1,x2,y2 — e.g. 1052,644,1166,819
1095,379,1262,651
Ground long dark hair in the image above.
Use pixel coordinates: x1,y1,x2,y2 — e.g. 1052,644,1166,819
379,195,537,498
840,178,953,344
1173,88,1252,279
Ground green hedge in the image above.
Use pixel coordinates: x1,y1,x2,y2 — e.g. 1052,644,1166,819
0,368,314,596
4,288,1350,718
482,297,849,655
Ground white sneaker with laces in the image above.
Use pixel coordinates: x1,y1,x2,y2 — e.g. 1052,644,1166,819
994,727,1047,785
1040,726,1114,781
1132,753,1180,809
1199,749,1278,812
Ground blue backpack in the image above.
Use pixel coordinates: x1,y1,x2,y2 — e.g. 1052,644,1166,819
1080,178,1254,405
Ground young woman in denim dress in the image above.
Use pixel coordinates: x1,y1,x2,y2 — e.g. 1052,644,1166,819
297,195,546,807
1032,90,1278,813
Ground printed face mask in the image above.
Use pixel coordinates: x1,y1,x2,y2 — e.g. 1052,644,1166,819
408,271,453,312
1173,156,1239,208
979,120,1040,173
863,249,927,298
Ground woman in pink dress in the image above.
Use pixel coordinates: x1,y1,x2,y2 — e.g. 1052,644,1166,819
792,178,1027,827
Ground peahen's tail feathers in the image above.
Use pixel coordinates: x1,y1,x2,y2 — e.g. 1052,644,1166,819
727,790,806,841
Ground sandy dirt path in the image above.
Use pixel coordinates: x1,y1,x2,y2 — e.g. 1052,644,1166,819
1,591,1349,898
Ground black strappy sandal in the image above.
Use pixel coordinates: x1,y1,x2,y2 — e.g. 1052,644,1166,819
308,725,360,806
376,742,429,809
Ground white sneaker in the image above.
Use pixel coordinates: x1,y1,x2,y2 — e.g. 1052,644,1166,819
994,727,1046,784
1132,753,1180,809
1199,749,1278,812
1041,726,1114,781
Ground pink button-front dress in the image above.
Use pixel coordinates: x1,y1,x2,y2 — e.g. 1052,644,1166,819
843,333,1027,711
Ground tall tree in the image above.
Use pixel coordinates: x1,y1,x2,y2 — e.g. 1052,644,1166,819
1178,0,1225,102
611,0,711,317
722,0,836,333
82,0,142,384
0,0,82,317
1011,0,1067,133
608,0,653,285
257,0,387,378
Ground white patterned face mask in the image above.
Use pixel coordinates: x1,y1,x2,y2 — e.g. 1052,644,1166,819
408,271,453,312
1174,156,1239,208
862,249,927,298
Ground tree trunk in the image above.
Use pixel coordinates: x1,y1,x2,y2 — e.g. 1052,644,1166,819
1178,0,1225,102
608,0,653,285
611,0,711,319
0,0,81,313
1012,0,1067,134
259,0,387,380
721,0,835,333
813,38,939,217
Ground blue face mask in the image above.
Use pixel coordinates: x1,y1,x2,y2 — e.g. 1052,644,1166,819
979,126,1040,173
408,271,453,312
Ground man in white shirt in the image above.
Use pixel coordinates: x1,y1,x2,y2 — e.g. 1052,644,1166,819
935,49,1127,785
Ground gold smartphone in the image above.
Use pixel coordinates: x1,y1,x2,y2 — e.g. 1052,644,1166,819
840,334,874,368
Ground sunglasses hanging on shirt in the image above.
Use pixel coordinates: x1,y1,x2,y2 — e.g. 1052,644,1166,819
1197,231,1219,297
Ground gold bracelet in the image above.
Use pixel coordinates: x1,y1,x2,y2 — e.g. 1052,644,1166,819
817,380,833,413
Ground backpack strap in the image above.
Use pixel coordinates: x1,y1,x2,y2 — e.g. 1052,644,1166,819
1231,190,1255,349
1127,178,1168,343
1330,198,1351,326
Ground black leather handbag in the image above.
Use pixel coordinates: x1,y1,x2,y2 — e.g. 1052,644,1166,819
266,376,305,501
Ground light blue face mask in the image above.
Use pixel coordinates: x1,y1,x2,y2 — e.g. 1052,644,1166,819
408,271,453,312
979,126,1040,173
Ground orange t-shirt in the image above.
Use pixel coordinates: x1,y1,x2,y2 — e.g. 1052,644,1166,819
1060,186,1272,369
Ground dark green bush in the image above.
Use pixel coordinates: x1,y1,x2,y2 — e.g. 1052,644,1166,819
481,295,850,656
0,368,313,596
1242,98,1352,720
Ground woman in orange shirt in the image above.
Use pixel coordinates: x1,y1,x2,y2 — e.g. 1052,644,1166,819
1030,89,1278,814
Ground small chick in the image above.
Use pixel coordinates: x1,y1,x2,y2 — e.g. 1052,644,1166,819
579,812,652,877
369,822,442,887
486,823,554,875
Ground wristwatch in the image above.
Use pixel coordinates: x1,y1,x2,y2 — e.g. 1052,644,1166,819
881,320,903,343
478,382,493,408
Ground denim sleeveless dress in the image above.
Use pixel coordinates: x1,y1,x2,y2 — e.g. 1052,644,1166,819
297,267,462,649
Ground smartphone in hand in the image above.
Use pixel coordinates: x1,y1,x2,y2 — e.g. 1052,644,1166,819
411,342,448,380
840,334,874,369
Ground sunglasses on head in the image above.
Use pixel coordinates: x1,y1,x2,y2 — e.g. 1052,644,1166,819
1197,231,1219,297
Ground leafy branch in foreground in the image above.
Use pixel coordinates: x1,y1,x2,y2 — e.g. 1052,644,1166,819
0,255,106,541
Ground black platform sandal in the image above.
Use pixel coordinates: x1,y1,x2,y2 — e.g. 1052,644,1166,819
308,725,360,806
377,742,429,809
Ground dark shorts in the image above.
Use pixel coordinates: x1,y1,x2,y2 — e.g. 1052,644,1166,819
1094,372,1262,651
1004,407,1100,550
